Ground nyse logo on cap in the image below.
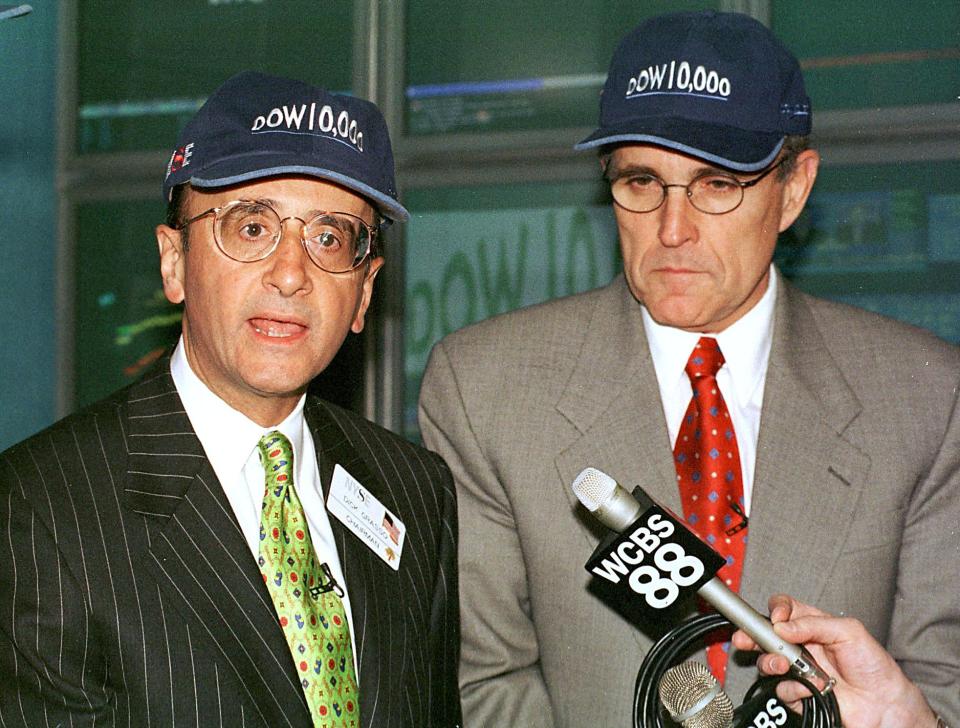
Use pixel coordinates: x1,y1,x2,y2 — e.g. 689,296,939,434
250,102,365,152
165,143,195,178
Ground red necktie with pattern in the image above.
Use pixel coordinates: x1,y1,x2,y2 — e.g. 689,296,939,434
257,431,360,727
673,337,748,684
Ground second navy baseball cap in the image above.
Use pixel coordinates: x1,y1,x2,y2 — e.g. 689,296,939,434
576,11,812,171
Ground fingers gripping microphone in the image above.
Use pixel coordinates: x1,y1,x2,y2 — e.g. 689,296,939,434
659,662,734,728
572,467,833,689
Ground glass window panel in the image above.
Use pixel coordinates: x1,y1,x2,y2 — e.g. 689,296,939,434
404,0,717,136
773,5,960,110
403,180,619,437
74,199,180,407
76,1,354,154
775,160,960,342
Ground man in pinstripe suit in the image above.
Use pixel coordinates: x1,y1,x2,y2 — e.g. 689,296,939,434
0,72,461,727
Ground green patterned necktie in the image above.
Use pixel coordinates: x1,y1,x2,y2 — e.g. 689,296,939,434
257,431,360,727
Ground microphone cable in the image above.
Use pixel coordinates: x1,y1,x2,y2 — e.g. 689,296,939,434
633,613,841,728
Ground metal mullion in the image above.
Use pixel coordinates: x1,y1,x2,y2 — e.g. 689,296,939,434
55,0,79,419
363,0,408,433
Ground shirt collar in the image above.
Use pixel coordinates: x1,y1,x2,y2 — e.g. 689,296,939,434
642,265,777,405
170,337,307,475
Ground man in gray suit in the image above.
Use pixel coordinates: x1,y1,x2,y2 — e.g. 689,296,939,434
1,72,461,727
419,11,959,728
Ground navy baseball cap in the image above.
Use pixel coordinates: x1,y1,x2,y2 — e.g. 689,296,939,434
576,11,811,172
0,4,31,20
163,71,409,223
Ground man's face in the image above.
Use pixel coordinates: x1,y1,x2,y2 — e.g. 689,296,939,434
607,144,817,333
156,176,383,425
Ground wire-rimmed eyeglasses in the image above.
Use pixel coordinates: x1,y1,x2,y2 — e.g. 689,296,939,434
175,200,377,273
606,156,788,215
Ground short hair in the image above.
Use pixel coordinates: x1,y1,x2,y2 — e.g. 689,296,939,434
165,183,191,251
775,135,810,181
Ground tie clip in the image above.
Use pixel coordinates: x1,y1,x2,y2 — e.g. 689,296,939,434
309,562,345,599
724,502,749,536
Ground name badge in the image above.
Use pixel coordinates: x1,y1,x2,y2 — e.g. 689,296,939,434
327,464,405,571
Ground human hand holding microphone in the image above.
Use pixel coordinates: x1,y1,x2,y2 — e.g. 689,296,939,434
732,594,944,728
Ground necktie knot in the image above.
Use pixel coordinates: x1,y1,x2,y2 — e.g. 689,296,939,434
685,336,725,382
258,430,292,464
258,431,293,497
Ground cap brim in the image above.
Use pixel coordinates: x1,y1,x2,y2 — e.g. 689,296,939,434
181,155,410,224
575,117,784,172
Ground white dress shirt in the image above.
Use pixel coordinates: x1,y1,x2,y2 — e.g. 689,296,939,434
642,267,778,515
170,338,358,667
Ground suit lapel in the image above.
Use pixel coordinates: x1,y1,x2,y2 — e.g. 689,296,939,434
726,278,869,699
121,363,311,728
553,278,687,639
554,276,681,534
743,279,869,610
305,398,407,728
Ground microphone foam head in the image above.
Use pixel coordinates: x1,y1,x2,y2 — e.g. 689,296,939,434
658,662,733,728
572,467,617,511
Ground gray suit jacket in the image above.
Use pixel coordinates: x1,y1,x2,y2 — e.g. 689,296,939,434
0,361,462,727
419,272,960,728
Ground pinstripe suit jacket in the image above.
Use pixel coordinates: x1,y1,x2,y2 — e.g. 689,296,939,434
0,361,461,727
419,271,960,728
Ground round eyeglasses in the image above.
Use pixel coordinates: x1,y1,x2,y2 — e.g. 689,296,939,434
607,157,787,215
175,200,377,273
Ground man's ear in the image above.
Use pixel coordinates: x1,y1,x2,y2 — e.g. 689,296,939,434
350,256,385,334
156,224,186,304
599,154,610,177
778,149,820,233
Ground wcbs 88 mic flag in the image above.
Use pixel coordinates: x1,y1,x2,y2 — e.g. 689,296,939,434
581,482,725,613
574,467,835,692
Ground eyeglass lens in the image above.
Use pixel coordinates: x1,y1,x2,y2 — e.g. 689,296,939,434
214,202,370,272
611,173,747,215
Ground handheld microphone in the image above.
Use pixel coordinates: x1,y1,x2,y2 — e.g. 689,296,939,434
660,662,795,728
572,467,833,691
659,661,734,728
